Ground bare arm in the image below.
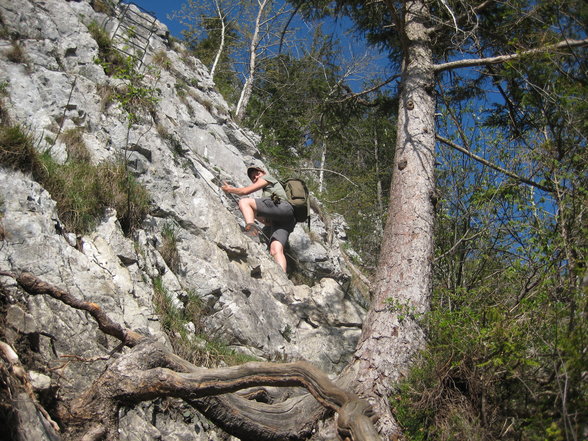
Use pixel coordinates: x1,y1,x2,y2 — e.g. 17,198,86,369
221,178,268,196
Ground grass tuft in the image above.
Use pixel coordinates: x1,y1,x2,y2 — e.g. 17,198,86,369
0,124,149,235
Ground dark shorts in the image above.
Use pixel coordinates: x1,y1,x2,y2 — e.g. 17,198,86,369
255,198,296,246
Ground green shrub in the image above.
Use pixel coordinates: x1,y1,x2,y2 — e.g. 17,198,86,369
395,278,588,441
88,22,159,124
87,21,125,76
112,59,159,124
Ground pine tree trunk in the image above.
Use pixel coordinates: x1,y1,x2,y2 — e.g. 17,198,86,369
344,0,436,437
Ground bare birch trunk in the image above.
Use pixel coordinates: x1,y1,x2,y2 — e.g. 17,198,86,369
235,0,268,121
319,139,327,193
343,0,436,437
209,0,225,79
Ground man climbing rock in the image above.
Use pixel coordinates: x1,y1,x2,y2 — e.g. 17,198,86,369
221,164,296,272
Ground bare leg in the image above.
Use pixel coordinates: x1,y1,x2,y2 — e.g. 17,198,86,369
269,240,287,272
238,198,257,225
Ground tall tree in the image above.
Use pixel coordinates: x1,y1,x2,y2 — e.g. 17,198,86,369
289,0,587,437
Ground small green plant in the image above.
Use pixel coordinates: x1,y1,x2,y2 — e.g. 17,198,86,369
87,21,125,75
152,278,259,367
385,297,423,322
159,222,180,272
0,125,45,178
175,81,187,98
112,57,159,125
88,22,161,124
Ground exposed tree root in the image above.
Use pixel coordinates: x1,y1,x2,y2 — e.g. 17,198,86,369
1,271,381,441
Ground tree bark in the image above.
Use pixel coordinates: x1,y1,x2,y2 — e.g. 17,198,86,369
343,0,436,437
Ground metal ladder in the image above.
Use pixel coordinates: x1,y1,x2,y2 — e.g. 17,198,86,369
104,1,160,70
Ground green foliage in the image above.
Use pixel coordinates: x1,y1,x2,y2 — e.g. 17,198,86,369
39,153,149,235
87,21,126,76
0,124,149,235
0,81,8,96
177,1,240,104
152,278,259,367
396,118,587,441
111,57,160,125
87,20,159,122
88,20,160,125
396,269,587,441
0,125,45,178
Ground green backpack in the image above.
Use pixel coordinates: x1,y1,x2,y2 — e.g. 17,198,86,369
282,178,310,225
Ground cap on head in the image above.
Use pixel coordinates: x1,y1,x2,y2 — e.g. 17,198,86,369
247,164,265,180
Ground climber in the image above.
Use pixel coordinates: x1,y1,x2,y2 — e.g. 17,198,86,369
221,164,296,272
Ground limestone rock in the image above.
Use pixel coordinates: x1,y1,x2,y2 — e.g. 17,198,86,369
0,0,367,439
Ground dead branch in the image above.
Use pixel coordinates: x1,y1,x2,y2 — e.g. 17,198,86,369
10,271,144,347
0,340,61,433
436,134,554,192
434,38,588,72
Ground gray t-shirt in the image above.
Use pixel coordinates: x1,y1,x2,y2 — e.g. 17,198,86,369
261,174,288,201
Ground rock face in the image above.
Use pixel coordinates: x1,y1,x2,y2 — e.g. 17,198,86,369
0,1,366,439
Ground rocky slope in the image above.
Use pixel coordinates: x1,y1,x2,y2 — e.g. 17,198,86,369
0,1,367,439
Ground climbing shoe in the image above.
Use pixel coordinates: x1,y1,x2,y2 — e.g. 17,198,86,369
244,223,260,238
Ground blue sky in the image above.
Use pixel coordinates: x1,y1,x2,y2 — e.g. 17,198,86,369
130,0,185,36
127,0,388,90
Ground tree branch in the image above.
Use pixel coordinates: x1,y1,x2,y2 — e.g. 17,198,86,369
428,0,495,34
434,38,588,72
332,73,402,103
436,134,553,192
